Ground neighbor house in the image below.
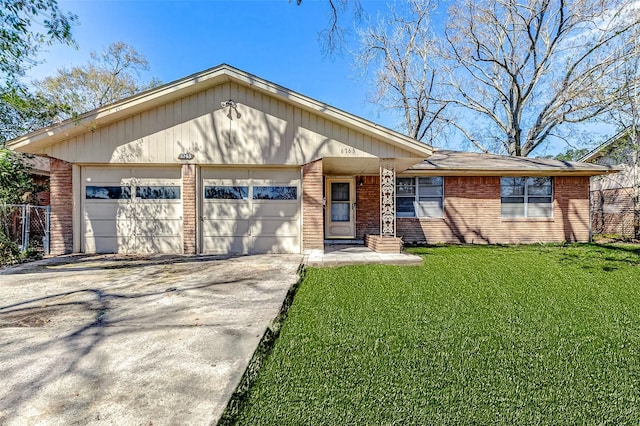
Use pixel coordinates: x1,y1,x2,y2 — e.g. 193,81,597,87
580,128,639,237
21,154,51,206
6,64,618,255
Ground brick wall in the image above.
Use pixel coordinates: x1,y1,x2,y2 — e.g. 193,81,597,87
356,175,380,239
396,175,591,244
591,187,636,236
302,159,324,250
182,164,196,254
49,158,73,254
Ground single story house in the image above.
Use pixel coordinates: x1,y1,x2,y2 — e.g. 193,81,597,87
580,128,638,237
7,64,618,255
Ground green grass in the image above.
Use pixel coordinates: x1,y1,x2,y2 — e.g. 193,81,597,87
230,244,640,425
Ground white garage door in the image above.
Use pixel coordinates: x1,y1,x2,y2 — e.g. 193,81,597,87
201,168,300,254
82,167,183,254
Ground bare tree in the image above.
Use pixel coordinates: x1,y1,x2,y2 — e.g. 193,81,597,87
35,41,161,121
443,0,640,156
354,0,448,142
294,0,363,56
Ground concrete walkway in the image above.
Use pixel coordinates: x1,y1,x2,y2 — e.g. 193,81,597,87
0,254,302,426
304,245,423,267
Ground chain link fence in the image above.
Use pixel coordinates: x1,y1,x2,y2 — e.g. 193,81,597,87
0,204,50,255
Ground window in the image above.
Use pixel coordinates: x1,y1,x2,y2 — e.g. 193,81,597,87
396,177,444,218
86,186,131,200
500,177,553,218
252,186,297,200
330,182,350,222
136,186,181,200
204,186,248,200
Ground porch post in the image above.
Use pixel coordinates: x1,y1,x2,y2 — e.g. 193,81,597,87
380,158,396,237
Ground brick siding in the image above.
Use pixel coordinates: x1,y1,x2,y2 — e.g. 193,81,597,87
393,175,591,244
591,187,636,236
49,158,73,254
356,175,380,239
302,159,324,250
182,164,196,254
364,234,402,253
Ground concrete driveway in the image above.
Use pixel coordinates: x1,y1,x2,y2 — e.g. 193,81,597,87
0,254,302,425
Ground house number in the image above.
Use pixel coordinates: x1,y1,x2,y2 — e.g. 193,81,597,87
340,147,356,155
178,153,194,160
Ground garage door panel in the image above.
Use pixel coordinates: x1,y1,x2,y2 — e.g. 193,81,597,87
82,166,183,254
84,236,136,254
202,236,250,254
251,169,299,181
83,202,132,220
134,236,183,254
252,219,299,236
84,167,132,181
200,167,301,255
135,203,182,219
202,203,251,220
83,219,133,237
136,219,183,237
251,202,299,218
201,169,250,180
251,236,299,254
202,219,250,237
131,168,181,180
203,180,250,188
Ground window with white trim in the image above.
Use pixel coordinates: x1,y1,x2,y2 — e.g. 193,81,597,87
500,177,553,218
396,176,444,218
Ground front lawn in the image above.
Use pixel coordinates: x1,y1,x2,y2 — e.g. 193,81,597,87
228,244,640,425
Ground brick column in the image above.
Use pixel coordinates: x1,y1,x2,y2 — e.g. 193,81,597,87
302,159,324,250
182,164,197,254
50,158,73,255
356,175,380,239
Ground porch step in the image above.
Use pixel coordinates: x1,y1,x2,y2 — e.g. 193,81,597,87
324,239,364,245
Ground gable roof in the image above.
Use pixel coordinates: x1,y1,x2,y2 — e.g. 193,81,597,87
7,64,432,158
406,150,619,176
579,127,638,163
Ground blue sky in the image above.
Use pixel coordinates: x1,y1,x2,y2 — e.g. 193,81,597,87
28,0,615,156
30,0,398,127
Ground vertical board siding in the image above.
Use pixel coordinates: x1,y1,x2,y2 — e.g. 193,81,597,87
43,82,417,165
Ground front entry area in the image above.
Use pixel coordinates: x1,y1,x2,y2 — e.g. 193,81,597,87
325,177,356,239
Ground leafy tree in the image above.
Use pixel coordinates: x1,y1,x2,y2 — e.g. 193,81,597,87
0,86,66,143
552,147,590,161
0,0,76,144
0,148,34,204
35,42,161,121
0,0,76,85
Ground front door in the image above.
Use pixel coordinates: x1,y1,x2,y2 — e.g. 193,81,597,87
325,177,356,239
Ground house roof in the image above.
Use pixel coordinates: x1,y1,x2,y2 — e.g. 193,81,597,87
20,154,50,176
405,150,620,176
579,127,637,163
6,64,432,159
